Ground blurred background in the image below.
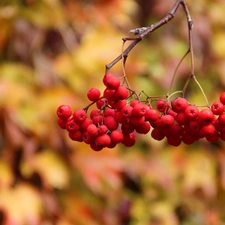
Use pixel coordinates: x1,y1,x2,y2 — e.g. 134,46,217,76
0,0,225,224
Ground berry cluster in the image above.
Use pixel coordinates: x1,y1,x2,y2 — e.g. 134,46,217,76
56,73,225,150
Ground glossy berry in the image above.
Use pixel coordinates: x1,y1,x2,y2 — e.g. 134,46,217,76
95,134,111,147
172,97,189,113
185,105,199,120
220,92,225,105
211,102,224,115
197,109,214,125
57,105,72,120
103,74,120,90
73,109,87,123
156,100,169,113
87,88,101,101
110,130,124,144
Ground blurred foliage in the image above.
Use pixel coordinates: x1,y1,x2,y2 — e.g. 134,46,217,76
0,0,225,224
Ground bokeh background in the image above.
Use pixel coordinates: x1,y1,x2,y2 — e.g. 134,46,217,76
0,0,225,224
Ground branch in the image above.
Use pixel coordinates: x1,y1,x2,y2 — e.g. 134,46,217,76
105,0,183,73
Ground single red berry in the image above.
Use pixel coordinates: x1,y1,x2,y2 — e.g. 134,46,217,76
96,98,108,109
197,109,214,125
90,143,103,151
167,136,181,147
168,124,183,138
145,109,160,122
160,114,174,128
206,131,219,142
132,103,148,117
211,102,224,115
73,109,87,123
121,105,133,118
167,109,177,118
130,116,145,127
156,100,169,113
121,122,135,134
115,86,129,100
104,108,115,117
122,133,136,147
90,109,101,119
57,118,67,129
103,116,118,131
182,133,196,145
87,88,101,101
103,74,120,90
87,124,99,137
95,134,111,147
130,100,140,107
185,105,199,120
80,118,93,131
56,105,72,120
82,132,94,144
98,124,108,134
92,114,103,125
172,97,189,113
175,112,189,125
151,128,165,141
110,130,124,144
201,124,215,137
189,120,201,132
103,88,117,101
219,92,225,105
135,122,151,134
218,113,225,125
66,119,79,132
112,99,127,110
69,130,83,142
114,111,128,124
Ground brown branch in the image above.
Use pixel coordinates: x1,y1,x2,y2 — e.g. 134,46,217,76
105,0,184,73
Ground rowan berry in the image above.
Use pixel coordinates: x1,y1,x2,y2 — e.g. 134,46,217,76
96,98,108,109
73,109,87,123
87,88,101,101
185,105,199,120
201,124,215,137
98,124,108,134
95,134,111,147
103,88,117,101
69,131,83,142
145,108,160,122
87,124,99,137
197,109,214,125
57,118,67,129
104,108,115,117
66,119,79,132
206,131,219,142
218,113,225,125
103,116,118,130
211,102,224,115
156,100,169,112
122,133,136,147
160,114,175,128
175,112,189,125
103,73,120,90
82,132,94,144
115,86,129,100
167,136,181,147
57,105,72,120
121,105,133,118
110,130,124,144
80,118,92,131
219,92,225,105
130,116,145,127
135,122,151,134
132,103,147,117
121,123,135,134
172,97,189,113
151,128,165,141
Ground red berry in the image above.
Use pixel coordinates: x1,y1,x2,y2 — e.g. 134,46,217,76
98,124,108,134
82,132,94,144
218,113,225,125
160,115,174,128
87,124,98,137
145,109,160,122
112,99,127,110
219,92,225,105
201,124,215,137
185,105,199,120
115,86,129,100
80,118,92,131
135,122,151,134
132,103,147,117
172,97,189,113
156,100,169,113
121,105,133,118
104,108,115,117
87,88,101,101
90,143,103,151
103,116,118,131
103,88,116,101
57,105,72,120
151,128,165,141
69,131,83,142
175,112,189,125
167,136,181,147
206,131,219,142
96,98,108,109
122,133,136,147
121,123,135,134
211,102,224,115
73,109,87,123
103,74,120,90
110,130,124,144
66,119,79,132
130,100,139,107
95,134,111,147
197,109,214,125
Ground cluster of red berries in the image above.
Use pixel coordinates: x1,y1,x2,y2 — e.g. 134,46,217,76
56,73,225,150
